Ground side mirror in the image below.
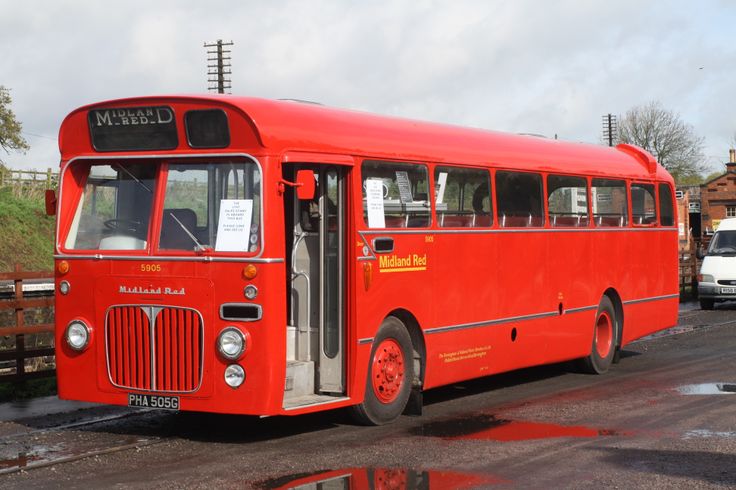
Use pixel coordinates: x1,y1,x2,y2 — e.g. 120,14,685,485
45,189,57,216
296,169,316,201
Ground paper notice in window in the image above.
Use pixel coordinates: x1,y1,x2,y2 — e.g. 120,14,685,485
435,172,448,204
215,199,253,252
366,179,386,228
396,171,413,203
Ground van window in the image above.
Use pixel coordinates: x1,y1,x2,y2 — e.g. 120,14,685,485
496,171,544,227
592,179,627,227
434,166,492,227
547,175,589,227
631,183,657,225
658,183,675,226
361,160,430,228
707,230,736,256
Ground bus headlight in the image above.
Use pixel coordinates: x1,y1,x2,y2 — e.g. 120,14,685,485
224,364,245,388
244,285,258,300
65,320,90,351
217,327,246,360
59,280,71,295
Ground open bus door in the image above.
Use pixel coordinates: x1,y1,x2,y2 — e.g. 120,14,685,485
283,163,347,408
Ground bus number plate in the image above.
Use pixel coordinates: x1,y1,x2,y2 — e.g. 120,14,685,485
128,393,179,410
720,287,736,294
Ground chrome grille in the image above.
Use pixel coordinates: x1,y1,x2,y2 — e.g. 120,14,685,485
106,305,203,392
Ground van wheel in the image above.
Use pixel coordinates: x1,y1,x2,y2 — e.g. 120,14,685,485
350,317,414,425
700,298,714,310
579,296,617,374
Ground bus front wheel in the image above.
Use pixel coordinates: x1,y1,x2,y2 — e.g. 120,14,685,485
579,296,617,375
351,317,414,425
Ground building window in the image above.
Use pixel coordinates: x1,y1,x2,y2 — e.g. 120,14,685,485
727,206,736,218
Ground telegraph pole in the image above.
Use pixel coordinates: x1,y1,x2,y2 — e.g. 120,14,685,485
204,40,233,94
602,113,618,147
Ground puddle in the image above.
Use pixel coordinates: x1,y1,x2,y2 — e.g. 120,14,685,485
677,383,736,395
683,429,736,440
257,467,502,489
412,413,628,441
0,452,42,470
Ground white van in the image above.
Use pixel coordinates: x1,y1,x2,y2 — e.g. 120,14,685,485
698,217,736,309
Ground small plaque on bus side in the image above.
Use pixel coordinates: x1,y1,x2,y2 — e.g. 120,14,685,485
88,106,178,151
128,393,180,410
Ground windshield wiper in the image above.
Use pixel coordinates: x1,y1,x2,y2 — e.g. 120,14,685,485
113,164,152,193
168,212,211,252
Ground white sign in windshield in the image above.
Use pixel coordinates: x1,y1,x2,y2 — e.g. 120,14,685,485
215,199,253,252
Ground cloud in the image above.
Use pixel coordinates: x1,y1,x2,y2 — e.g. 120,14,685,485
1,0,734,171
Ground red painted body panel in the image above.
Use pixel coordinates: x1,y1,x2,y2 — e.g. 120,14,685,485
55,95,678,417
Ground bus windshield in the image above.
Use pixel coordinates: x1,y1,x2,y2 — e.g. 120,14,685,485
707,230,736,256
64,160,261,253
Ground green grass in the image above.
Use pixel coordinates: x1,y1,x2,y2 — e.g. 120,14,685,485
0,376,57,402
0,186,55,272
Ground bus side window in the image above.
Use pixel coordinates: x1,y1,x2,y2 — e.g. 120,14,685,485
434,166,492,227
592,179,628,227
496,171,544,227
361,160,430,229
547,175,589,227
658,183,675,226
631,183,657,226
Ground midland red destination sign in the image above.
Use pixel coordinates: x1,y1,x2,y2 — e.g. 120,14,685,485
87,105,178,151
91,106,174,127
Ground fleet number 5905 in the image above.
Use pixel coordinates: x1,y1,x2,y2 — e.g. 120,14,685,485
140,263,161,272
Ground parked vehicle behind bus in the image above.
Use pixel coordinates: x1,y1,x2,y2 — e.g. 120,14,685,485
698,218,736,309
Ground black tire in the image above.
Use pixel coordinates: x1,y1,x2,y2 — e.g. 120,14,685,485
350,316,414,425
579,296,618,374
700,298,714,310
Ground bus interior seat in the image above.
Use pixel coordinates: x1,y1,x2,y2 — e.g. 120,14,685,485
161,208,198,249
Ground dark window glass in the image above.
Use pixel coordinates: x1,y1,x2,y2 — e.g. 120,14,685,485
185,109,230,148
496,171,544,227
631,183,657,225
658,183,675,226
88,106,177,151
434,166,492,227
592,179,628,227
361,161,430,228
547,175,589,227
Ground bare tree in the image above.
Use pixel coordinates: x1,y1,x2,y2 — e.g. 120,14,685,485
0,86,29,165
618,101,705,183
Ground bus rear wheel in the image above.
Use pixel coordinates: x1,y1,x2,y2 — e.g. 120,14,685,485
351,317,414,425
579,296,617,374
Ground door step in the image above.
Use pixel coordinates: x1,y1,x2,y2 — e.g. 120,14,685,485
284,360,314,399
283,394,350,410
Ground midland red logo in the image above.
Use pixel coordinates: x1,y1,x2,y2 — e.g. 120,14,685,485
92,106,174,127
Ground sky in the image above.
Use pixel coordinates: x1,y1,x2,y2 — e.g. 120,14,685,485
1,0,734,173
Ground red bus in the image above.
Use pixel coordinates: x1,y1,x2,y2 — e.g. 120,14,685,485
51,96,678,424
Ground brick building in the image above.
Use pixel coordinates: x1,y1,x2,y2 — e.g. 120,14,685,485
701,149,736,235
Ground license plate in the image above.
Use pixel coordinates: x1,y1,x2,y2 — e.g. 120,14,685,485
128,393,180,410
721,287,736,294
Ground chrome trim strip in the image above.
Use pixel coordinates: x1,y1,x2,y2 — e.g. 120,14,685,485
425,310,559,335
358,337,374,345
54,254,284,263
359,227,677,236
564,305,598,314
104,304,204,394
623,293,679,305
58,153,266,258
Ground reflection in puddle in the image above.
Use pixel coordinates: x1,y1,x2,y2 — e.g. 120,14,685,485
258,467,502,489
412,413,628,441
683,429,736,440
0,452,42,470
678,383,736,395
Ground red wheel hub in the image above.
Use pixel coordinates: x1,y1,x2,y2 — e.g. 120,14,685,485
595,311,613,358
371,338,405,403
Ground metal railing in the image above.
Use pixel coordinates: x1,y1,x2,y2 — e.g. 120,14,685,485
0,265,55,381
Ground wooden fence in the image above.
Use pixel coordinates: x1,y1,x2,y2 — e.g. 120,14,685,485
0,265,55,382
0,168,58,189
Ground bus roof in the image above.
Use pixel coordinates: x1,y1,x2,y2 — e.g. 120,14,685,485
60,94,672,183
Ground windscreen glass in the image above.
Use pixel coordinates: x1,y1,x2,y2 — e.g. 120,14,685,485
65,162,155,250
160,161,261,253
707,230,736,256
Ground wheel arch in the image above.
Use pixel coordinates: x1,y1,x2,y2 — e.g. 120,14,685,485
387,308,426,390
603,287,624,348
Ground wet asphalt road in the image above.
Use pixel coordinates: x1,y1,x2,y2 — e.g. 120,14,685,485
1,302,735,489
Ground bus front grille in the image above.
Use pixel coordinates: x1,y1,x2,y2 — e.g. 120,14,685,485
106,305,203,393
